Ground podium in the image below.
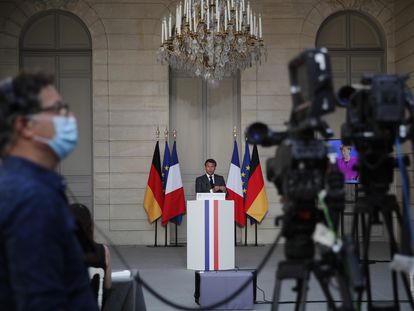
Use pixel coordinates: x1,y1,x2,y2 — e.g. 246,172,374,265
187,194,235,270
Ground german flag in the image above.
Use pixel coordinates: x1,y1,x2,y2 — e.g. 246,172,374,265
245,144,268,222
143,141,163,223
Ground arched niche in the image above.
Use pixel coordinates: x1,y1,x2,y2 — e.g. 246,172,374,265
20,10,93,208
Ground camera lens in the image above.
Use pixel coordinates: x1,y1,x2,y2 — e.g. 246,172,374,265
246,122,269,145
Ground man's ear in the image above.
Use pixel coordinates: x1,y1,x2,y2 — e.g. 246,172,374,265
14,116,34,139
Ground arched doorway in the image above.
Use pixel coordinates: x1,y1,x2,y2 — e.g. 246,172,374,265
20,10,93,207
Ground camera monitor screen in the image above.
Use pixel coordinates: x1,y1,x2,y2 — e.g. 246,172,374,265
327,139,359,184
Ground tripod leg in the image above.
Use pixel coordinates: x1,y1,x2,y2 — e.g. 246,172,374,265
360,212,373,310
381,208,399,307
295,276,309,311
351,211,363,309
271,275,312,311
393,208,414,308
352,210,360,260
271,276,282,311
336,277,355,311
383,206,414,309
313,268,338,311
400,272,414,308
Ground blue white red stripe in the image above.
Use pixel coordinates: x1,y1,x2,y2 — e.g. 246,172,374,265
204,200,210,270
186,199,234,271
203,200,220,271
214,200,219,271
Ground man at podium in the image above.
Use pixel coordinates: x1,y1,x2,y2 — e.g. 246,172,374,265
195,159,226,194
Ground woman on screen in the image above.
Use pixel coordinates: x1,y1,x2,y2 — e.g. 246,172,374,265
337,145,359,182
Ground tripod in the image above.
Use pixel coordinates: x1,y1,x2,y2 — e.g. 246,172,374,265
271,257,357,311
352,192,414,310
271,209,361,311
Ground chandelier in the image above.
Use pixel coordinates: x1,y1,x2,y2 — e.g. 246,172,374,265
157,0,266,83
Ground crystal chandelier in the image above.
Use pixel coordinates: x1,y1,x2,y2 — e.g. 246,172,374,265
157,0,266,83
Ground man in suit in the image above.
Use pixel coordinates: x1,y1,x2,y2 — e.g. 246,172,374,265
195,158,227,193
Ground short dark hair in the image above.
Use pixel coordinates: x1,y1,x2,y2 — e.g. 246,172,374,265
70,203,95,252
0,72,54,155
205,158,217,166
70,203,104,267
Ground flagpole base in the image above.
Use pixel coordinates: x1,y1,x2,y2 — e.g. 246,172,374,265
235,243,265,247
165,243,185,247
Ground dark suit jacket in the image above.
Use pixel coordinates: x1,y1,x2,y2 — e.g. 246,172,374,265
195,174,226,193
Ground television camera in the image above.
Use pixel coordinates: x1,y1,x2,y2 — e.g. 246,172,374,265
337,74,414,310
339,74,414,193
246,48,362,310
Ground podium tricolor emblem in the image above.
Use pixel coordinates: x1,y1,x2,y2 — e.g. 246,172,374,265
187,199,235,271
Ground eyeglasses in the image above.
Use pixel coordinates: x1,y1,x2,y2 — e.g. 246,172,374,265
39,101,70,116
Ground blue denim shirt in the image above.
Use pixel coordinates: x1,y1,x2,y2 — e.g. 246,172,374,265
0,156,98,311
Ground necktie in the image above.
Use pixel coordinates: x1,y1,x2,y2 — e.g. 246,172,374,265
209,175,214,189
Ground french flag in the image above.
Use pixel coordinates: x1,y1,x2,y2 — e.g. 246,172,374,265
162,141,186,225
226,140,245,226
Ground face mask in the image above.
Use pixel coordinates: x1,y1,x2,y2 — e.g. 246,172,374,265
32,116,78,160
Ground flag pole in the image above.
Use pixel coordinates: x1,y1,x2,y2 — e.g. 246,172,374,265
175,223,178,246
255,222,258,246
232,127,238,247
145,129,163,248
154,220,158,247
244,217,247,246
154,127,160,247
242,136,250,246
165,224,168,247
173,129,179,247
244,135,247,246
167,129,184,247
234,226,237,246
245,144,267,247
164,127,168,247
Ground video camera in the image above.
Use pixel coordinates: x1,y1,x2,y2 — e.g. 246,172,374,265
246,49,363,306
247,48,340,205
340,74,414,144
338,74,414,192
246,48,343,258
288,47,337,131
336,74,414,309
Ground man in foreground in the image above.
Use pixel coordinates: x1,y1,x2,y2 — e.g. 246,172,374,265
0,72,98,310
